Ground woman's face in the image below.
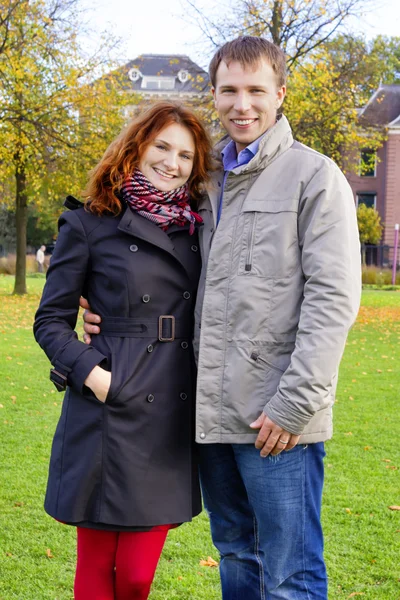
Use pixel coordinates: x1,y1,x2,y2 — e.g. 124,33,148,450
138,123,195,192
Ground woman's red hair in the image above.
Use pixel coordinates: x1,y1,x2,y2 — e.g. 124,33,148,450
84,101,212,215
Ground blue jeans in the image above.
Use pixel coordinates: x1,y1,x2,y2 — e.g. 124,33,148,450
198,443,327,600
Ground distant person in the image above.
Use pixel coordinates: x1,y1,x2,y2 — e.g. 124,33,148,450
34,102,212,600
36,245,46,273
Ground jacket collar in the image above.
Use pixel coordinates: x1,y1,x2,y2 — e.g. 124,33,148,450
214,114,294,174
202,115,294,224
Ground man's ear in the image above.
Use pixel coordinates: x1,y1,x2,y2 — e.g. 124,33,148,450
276,85,286,108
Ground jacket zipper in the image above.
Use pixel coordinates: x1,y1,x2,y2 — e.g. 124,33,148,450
245,213,257,272
250,351,283,373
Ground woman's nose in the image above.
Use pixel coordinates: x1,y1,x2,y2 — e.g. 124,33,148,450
163,152,179,170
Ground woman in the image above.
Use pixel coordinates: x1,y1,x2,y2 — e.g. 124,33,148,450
34,101,212,600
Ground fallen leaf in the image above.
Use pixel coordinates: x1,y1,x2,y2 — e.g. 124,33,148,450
348,593,365,598
199,556,219,567
46,548,54,558
364,446,371,451
345,432,353,436
388,506,400,511
382,459,391,462
345,508,352,514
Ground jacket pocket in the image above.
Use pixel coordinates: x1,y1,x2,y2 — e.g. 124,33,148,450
238,197,299,278
250,350,284,401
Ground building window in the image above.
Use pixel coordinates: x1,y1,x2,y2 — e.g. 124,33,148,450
178,69,190,83
141,77,175,90
128,68,141,82
359,149,376,177
356,193,376,209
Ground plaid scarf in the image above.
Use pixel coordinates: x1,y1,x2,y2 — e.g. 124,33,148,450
121,170,202,235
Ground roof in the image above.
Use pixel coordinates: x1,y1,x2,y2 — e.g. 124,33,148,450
118,54,209,95
359,84,400,126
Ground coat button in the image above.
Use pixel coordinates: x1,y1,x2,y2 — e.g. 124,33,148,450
180,392,188,401
129,244,138,252
183,291,191,300
147,394,155,403
191,245,198,252
142,294,151,303
181,341,188,349
147,344,153,353
200,432,206,439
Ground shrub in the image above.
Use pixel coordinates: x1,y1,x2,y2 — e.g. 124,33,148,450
0,254,38,275
362,267,400,286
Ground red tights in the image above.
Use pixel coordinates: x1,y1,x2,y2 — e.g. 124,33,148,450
74,526,169,600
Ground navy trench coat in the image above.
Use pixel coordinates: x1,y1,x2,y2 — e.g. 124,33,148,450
34,199,202,528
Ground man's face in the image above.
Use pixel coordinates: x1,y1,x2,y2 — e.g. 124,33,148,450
212,59,286,153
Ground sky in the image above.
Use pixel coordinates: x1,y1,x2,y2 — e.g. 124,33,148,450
80,0,400,69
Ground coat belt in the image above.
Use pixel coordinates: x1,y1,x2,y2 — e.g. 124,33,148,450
98,316,190,341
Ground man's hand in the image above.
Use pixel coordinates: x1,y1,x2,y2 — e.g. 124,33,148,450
84,365,111,403
250,413,300,457
80,297,101,345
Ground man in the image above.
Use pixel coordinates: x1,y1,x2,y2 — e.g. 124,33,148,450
83,37,361,599
36,245,46,273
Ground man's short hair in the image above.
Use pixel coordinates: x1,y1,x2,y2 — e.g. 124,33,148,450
209,36,287,89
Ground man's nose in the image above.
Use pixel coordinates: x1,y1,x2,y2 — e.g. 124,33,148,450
233,92,251,112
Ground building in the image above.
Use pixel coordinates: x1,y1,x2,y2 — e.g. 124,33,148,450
115,54,210,116
346,85,400,264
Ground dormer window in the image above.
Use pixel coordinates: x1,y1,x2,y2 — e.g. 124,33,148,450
128,68,141,82
141,76,175,90
177,69,190,83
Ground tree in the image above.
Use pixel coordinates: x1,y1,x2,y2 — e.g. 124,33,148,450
283,38,386,169
0,0,132,294
184,0,376,70
357,203,383,264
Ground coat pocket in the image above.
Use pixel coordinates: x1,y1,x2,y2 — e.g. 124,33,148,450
238,198,299,278
250,350,285,400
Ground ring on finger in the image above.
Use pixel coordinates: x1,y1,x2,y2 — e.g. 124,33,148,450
279,438,290,445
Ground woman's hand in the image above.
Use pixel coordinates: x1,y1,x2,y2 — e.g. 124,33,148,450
84,366,111,403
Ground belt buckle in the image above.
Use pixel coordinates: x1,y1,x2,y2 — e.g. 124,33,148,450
158,315,175,342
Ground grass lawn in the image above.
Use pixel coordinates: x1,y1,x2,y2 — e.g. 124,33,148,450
0,275,399,599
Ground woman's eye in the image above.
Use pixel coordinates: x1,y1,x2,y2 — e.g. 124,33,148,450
155,144,166,150
181,154,192,160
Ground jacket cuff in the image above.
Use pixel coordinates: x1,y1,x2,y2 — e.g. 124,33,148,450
52,345,107,394
263,403,305,436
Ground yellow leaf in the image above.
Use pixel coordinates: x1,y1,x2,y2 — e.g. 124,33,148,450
199,556,219,567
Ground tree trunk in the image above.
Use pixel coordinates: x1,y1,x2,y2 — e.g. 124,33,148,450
271,0,283,46
13,162,28,295
361,243,366,266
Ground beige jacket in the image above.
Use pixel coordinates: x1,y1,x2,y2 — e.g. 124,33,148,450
194,115,361,444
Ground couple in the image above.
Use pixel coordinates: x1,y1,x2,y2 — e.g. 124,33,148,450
34,36,361,600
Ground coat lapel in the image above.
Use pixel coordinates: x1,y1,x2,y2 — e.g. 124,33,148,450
117,208,191,276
